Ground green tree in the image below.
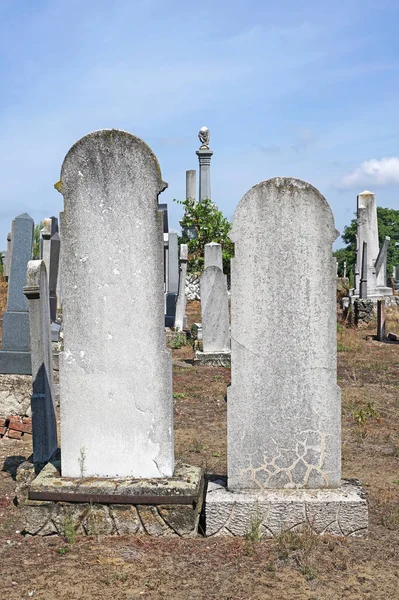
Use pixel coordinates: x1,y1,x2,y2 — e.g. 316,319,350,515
33,221,44,259
334,207,399,280
175,197,234,276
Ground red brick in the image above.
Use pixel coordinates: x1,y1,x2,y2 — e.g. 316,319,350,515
7,430,22,439
0,418,7,427
0,426,7,436
23,431,32,437
8,421,31,433
22,417,32,424
7,415,22,423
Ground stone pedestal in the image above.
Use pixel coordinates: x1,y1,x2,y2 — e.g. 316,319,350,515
205,478,368,537
17,461,204,538
194,351,231,366
196,149,213,201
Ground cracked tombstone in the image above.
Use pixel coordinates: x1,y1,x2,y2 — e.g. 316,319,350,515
205,178,368,537
57,130,174,478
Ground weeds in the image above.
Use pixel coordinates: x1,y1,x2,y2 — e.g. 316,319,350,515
57,546,70,556
170,333,187,349
349,402,381,425
244,505,263,543
173,392,187,399
275,526,319,581
62,514,76,545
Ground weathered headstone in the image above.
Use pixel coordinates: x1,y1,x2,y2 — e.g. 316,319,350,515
165,231,179,327
58,129,174,479
355,191,391,297
375,236,390,289
174,244,188,331
23,260,57,467
206,177,367,537
186,169,196,200
196,244,230,365
204,242,223,271
0,213,33,374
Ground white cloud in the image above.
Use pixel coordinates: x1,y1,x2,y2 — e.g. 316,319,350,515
339,157,399,189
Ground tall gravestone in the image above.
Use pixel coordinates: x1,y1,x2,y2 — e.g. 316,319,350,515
165,231,179,327
58,130,174,478
355,191,391,298
23,260,57,467
206,178,368,537
0,213,33,374
174,244,188,331
186,170,196,200
196,126,213,201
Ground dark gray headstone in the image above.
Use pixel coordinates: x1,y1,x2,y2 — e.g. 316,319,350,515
0,213,34,374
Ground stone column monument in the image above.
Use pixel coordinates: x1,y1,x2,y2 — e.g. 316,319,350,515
196,127,213,201
186,170,196,201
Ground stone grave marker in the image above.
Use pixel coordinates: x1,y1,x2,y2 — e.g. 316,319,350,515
174,244,188,331
0,213,34,374
206,177,368,537
23,260,57,466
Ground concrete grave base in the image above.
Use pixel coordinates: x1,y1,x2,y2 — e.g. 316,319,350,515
17,460,204,538
205,478,368,538
195,351,231,367
0,351,32,375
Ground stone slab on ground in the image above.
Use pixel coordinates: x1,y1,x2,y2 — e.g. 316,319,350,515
205,478,368,538
194,351,231,367
17,461,204,538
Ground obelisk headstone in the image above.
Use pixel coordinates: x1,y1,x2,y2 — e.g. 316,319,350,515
23,260,57,467
57,129,174,478
205,242,223,271
0,213,34,374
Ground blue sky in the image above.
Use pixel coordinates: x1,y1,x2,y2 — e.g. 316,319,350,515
1,0,399,248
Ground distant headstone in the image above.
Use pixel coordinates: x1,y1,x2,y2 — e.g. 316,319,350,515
376,299,386,341
57,129,174,478
165,231,179,327
174,244,188,331
23,260,57,467
205,242,223,271
0,213,34,374
4,230,12,279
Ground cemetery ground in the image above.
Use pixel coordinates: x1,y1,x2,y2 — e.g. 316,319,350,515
0,300,398,599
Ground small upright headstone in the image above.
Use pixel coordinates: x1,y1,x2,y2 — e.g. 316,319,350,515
23,260,57,467
174,244,188,331
0,213,34,374
205,242,223,271
196,127,213,201
58,129,174,479
196,243,230,366
206,177,367,537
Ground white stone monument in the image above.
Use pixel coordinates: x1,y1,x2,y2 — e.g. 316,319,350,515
206,177,368,537
174,244,188,331
58,129,174,479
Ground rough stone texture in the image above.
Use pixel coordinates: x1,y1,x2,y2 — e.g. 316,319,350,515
186,169,196,200
204,242,223,271
185,274,201,301
17,461,203,538
57,129,174,478
200,266,230,353
174,244,188,331
196,148,213,200
23,260,58,465
0,213,33,375
205,478,368,537
354,299,374,326
0,374,31,417
228,178,341,491
194,351,231,366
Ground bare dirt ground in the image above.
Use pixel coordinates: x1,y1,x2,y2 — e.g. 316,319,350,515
0,295,399,599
